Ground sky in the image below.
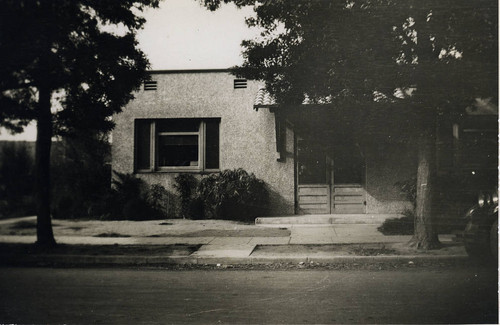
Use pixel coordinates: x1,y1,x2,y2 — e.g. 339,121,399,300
0,0,258,141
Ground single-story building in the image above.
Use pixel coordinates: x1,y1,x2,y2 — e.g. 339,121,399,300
111,69,497,222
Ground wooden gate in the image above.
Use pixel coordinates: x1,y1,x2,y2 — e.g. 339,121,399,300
296,138,366,214
297,185,330,214
298,184,366,214
331,184,366,214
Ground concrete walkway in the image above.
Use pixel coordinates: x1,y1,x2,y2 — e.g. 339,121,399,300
0,216,467,265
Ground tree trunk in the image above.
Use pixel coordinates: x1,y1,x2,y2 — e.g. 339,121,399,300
408,134,440,249
35,86,56,247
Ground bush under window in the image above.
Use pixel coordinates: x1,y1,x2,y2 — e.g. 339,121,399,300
197,168,268,222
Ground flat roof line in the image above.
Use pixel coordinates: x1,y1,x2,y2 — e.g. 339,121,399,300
148,68,231,74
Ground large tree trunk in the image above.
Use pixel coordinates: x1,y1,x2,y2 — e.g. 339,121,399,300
408,135,440,249
35,86,56,247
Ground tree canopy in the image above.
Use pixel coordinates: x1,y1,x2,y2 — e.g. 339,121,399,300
1,0,159,135
202,0,498,249
0,0,160,246
203,0,497,111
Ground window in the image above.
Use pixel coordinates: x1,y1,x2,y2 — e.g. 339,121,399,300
135,118,220,172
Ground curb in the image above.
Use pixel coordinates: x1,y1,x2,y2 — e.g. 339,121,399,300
0,253,470,267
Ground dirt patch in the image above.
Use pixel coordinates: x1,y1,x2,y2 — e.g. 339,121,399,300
93,233,132,238
350,245,398,256
0,243,200,257
389,242,466,255
252,242,466,258
252,244,399,257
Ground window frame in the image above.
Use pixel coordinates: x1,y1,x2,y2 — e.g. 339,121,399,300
135,118,220,173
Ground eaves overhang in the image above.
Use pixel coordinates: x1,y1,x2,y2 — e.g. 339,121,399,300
253,87,334,111
253,88,278,110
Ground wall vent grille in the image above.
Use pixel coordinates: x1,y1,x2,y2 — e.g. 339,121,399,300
144,80,157,91
234,79,247,89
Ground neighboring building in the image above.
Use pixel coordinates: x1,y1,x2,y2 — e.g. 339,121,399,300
112,69,497,221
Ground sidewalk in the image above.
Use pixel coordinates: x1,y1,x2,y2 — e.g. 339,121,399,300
0,216,468,266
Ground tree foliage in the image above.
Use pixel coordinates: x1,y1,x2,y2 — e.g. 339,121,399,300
202,0,497,248
203,0,497,109
0,142,36,218
0,0,160,246
1,0,159,135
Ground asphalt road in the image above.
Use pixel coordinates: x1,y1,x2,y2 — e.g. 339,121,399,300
0,265,497,324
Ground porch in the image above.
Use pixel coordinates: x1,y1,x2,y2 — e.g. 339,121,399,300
254,89,417,217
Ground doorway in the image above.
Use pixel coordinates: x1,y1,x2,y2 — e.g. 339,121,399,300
296,139,366,214
330,144,366,214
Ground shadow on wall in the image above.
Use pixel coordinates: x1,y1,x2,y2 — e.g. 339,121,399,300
263,185,295,216
364,143,417,212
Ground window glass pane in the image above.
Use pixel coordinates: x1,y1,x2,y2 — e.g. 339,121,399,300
158,135,199,167
157,119,199,132
136,120,150,170
205,120,220,169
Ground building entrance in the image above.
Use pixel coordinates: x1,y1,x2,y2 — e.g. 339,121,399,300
296,138,366,214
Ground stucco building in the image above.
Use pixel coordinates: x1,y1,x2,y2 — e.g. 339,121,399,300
112,69,497,222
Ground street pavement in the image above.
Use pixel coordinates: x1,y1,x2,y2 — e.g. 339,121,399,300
0,216,469,266
0,266,497,324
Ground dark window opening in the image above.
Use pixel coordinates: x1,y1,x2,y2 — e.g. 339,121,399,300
297,140,327,184
158,135,199,167
157,119,199,132
205,120,220,169
135,118,220,172
135,120,151,170
333,145,365,185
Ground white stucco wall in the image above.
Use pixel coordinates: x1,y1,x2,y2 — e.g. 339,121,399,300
112,70,295,215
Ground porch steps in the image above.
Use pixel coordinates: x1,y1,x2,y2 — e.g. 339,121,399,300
255,214,403,225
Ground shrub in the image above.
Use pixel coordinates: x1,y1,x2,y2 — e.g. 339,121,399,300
197,168,268,222
394,177,417,209
187,196,204,220
105,173,178,220
109,171,152,220
51,136,112,219
174,174,198,219
0,142,36,218
146,184,175,219
52,195,75,219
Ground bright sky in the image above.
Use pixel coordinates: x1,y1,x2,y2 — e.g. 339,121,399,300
140,0,257,69
0,0,258,141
